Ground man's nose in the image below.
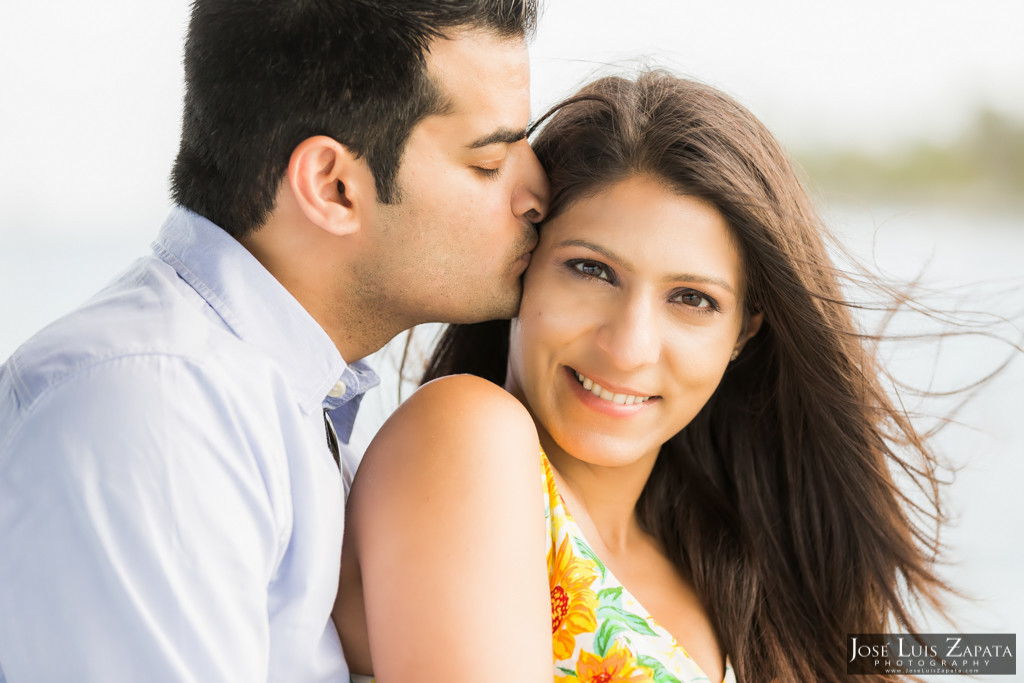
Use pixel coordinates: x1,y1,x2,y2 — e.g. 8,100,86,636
510,141,549,225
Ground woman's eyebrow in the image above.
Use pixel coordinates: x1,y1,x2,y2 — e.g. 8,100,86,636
466,127,527,149
557,238,736,294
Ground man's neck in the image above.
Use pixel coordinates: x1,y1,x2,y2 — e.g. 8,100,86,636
238,224,403,364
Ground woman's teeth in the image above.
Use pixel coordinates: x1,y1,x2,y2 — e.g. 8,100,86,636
574,371,652,405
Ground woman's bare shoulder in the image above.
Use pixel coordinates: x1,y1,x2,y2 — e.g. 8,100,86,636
344,373,552,681
349,374,540,512
404,372,530,422
370,373,536,459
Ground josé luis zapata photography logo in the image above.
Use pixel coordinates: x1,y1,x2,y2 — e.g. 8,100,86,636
847,633,1016,676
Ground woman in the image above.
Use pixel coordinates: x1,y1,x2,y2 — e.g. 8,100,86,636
334,71,948,682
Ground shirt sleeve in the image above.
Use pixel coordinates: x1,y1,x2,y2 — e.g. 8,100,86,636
0,354,283,682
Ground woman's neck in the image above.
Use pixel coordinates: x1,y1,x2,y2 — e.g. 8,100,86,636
541,434,659,554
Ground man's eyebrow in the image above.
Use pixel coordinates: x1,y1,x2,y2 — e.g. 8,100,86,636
466,127,528,149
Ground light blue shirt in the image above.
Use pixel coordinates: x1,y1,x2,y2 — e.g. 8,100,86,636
0,207,378,682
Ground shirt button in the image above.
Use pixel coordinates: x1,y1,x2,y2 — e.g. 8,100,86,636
328,379,347,399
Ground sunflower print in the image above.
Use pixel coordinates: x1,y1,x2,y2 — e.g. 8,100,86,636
349,455,735,683
541,454,736,683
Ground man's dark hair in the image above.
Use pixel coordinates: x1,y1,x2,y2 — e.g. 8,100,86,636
170,0,538,238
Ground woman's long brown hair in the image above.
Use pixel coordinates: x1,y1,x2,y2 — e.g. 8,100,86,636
423,71,951,681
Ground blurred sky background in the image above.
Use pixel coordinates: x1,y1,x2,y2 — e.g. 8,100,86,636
2,0,1023,663
1,0,1022,246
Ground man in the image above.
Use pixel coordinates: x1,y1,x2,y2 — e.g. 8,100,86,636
0,1,546,681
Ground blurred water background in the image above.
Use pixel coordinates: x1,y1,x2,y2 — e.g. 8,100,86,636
2,1,1022,678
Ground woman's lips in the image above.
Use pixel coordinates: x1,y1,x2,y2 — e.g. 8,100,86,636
563,366,658,415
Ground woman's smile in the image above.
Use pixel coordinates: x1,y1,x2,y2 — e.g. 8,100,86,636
569,367,656,404
563,366,659,415
505,175,756,469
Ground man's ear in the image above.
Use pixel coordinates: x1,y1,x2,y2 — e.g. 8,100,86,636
286,136,376,237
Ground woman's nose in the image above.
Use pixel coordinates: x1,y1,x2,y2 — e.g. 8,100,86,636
594,297,661,371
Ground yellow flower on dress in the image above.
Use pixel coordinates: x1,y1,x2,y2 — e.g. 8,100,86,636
556,639,655,683
549,533,599,660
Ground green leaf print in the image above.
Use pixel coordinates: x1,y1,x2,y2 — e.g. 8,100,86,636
575,540,606,580
593,618,623,658
596,586,623,605
595,605,659,637
638,655,689,683
556,666,577,677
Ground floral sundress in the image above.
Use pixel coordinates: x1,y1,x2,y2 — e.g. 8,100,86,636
542,453,736,683
351,454,735,683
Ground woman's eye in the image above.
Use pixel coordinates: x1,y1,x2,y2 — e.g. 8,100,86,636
671,289,717,310
572,260,612,281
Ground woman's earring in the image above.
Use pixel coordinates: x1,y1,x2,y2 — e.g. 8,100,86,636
730,348,740,361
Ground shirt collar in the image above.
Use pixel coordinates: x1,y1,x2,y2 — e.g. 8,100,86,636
153,206,379,414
